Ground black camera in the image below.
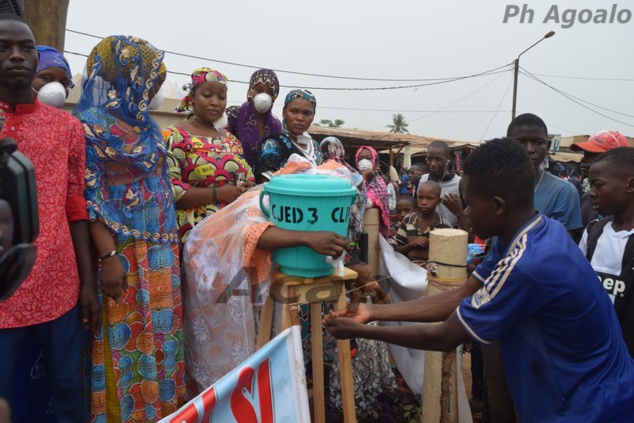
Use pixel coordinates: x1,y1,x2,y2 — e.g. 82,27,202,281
0,136,38,301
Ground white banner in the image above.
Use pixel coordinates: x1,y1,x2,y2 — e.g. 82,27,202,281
160,326,309,423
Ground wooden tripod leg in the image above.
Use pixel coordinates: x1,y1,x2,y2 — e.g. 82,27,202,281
256,295,274,350
310,302,325,423
335,291,356,423
281,285,299,330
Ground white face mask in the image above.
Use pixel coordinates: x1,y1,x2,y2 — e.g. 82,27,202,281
253,93,273,113
148,86,165,111
213,112,228,131
37,82,67,109
295,132,312,146
358,159,373,172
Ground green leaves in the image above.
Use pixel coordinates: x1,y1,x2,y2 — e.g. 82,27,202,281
387,113,410,133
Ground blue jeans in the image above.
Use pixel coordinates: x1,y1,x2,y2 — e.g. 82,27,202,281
0,304,84,423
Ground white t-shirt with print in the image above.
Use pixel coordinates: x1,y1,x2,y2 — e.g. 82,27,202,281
579,219,634,304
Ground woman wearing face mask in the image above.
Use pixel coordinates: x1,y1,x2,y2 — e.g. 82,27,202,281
73,36,185,422
226,68,282,167
255,89,321,182
32,45,74,108
356,146,391,238
163,68,254,243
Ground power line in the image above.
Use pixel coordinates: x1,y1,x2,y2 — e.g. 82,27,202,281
408,70,510,124
65,50,513,116
480,74,513,141
519,69,634,128
64,48,510,91
548,123,582,135
330,71,513,130
67,28,513,83
521,67,634,119
532,72,634,82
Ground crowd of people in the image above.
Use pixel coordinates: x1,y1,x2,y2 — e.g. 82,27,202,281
0,13,633,423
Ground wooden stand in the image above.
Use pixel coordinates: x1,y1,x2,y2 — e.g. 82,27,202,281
362,208,380,277
257,267,359,423
422,228,468,423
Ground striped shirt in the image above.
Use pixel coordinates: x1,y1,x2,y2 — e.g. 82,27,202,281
395,211,449,261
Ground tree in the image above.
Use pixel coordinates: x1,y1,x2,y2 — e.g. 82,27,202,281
24,0,70,51
387,113,409,134
317,119,345,128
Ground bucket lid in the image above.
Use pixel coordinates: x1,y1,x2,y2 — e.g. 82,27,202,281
265,174,357,196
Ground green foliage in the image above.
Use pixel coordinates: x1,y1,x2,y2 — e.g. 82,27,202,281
317,119,345,128
402,395,423,422
387,113,410,134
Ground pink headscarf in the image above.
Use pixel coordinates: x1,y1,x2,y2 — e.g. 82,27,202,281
355,145,378,169
355,146,391,237
176,67,228,113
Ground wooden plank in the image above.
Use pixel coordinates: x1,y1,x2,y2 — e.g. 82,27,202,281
336,290,356,423
310,302,326,423
256,296,275,350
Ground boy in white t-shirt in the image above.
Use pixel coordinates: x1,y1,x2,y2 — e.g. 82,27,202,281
579,146,634,357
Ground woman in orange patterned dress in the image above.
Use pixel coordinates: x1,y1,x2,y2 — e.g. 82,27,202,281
163,68,254,243
74,36,185,422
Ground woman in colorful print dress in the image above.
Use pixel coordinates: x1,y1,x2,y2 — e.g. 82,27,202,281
163,68,254,243
73,35,185,422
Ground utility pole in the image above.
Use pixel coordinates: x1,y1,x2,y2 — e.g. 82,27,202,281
511,31,555,119
24,0,70,52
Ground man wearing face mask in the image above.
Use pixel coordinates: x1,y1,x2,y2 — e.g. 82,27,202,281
227,68,283,168
32,45,74,108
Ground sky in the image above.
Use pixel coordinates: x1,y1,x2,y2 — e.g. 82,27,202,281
63,0,633,142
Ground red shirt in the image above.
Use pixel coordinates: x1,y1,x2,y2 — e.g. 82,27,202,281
0,99,88,328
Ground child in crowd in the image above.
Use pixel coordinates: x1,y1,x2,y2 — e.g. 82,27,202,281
394,180,450,264
579,147,634,357
382,174,397,212
389,195,416,244
394,195,416,223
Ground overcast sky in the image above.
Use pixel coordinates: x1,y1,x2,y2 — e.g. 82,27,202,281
63,0,633,142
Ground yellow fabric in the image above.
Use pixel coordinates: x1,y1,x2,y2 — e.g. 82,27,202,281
86,36,166,82
102,305,122,423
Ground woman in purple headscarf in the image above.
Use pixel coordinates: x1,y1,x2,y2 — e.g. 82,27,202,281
32,46,75,108
226,69,283,167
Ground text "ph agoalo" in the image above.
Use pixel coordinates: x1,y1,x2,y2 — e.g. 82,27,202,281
503,4,632,28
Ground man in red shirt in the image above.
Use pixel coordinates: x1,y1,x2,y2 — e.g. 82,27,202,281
0,14,99,421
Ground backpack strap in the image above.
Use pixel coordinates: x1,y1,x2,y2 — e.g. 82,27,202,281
584,216,634,355
585,217,612,262
614,233,634,356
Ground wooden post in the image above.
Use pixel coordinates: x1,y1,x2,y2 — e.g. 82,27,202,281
362,208,380,276
24,0,70,51
422,228,468,423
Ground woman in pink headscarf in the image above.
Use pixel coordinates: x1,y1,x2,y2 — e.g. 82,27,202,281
355,146,391,238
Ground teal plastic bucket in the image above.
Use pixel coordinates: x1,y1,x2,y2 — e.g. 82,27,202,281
259,174,358,277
